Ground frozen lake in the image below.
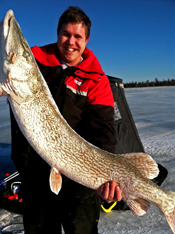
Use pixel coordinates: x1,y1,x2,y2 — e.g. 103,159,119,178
0,86,175,233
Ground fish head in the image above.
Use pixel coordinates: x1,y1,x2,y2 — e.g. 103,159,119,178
0,10,42,103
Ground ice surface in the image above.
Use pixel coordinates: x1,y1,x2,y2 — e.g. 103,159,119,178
0,87,175,233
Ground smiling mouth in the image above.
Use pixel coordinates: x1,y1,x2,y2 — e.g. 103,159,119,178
65,47,76,52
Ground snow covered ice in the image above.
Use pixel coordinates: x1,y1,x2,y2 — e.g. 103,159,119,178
0,86,175,234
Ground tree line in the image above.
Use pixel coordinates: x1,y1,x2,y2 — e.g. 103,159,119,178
124,78,175,88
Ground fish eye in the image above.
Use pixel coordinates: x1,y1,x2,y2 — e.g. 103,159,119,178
23,51,30,58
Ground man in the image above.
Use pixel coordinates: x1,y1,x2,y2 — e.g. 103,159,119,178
11,6,122,234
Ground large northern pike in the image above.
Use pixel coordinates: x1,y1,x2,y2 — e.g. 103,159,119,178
0,10,175,233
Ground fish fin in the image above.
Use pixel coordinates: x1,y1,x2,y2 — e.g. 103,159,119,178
49,167,62,195
164,208,175,234
125,198,150,216
162,191,175,234
122,153,159,179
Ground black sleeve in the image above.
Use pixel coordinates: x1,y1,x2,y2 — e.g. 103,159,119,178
10,105,46,172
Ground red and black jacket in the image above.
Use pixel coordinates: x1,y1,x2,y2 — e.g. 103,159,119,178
31,43,115,152
11,43,115,171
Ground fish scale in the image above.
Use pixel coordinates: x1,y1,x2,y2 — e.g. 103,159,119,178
0,10,175,234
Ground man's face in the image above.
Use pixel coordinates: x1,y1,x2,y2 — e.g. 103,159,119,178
57,22,89,66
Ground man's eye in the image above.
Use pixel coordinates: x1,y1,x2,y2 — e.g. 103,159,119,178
75,35,81,39
62,32,69,37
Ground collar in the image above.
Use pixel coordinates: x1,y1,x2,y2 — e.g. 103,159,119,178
60,57,83,70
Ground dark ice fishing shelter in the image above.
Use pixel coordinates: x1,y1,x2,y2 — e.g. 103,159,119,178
108,76,144,154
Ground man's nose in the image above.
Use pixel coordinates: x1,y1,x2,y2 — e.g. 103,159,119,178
67,35,75,45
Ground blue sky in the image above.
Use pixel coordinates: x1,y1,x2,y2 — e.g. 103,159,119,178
0,0,174,83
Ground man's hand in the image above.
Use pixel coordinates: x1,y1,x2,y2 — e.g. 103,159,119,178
97,181,122,203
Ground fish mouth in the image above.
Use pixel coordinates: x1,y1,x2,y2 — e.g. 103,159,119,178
0,10,15,86
3,10,25,60
3,10,15,39
3,10,16,58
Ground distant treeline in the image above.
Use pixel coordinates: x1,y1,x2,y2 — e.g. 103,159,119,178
124,78,175,88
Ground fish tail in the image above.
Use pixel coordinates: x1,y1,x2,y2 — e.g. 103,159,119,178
164,208,175,234
162,191,175,234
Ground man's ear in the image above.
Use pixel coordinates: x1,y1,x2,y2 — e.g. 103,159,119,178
86,37,89,44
